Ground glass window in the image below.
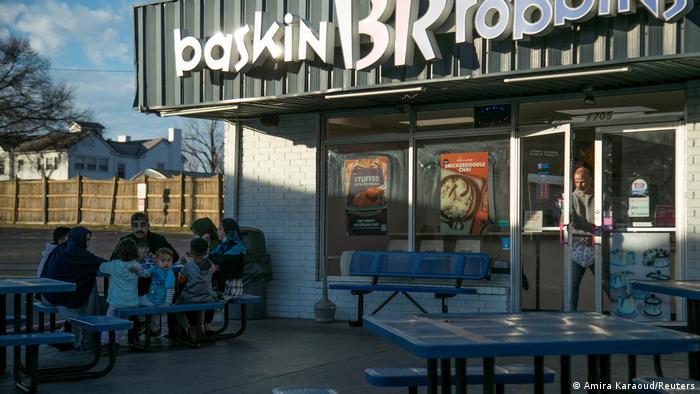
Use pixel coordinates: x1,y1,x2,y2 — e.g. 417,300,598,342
0,159,4,175
326,112,409,139
86,157,96,171
18,159,24,172
602,129,675,228
415,134,510,262
37,160,43,171
417,107,475,132
325,141,408,276
117,163,126,178
74,156,84,170
99,158,109,172
54,156,60,168
45,157,53,170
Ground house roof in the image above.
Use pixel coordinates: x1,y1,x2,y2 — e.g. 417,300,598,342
15,131,90,152
107,138,167,156
129,168,215,180
71,121,105,130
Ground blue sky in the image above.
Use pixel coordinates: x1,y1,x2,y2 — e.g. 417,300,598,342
0,0,181,140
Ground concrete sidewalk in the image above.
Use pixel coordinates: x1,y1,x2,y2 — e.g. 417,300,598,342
0,317,693,394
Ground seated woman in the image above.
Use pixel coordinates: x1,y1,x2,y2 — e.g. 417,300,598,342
40,226,106,350
190,217,221,252
209,218,247,299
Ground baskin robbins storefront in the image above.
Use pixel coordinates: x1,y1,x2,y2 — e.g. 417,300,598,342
133,0,700,323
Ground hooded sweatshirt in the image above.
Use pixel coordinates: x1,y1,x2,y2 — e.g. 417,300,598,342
37,242,58,277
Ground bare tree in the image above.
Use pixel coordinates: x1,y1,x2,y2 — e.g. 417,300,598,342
181,119,224,174
0,36,91,178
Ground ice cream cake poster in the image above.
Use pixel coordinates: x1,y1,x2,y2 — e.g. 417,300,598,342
609,232,671,322
439,152,489,235
344,157,388,236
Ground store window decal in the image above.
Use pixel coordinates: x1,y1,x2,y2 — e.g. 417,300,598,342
439,152,489,235
344,157,389,236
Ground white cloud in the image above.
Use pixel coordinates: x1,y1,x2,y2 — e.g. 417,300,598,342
52,70,180,140
7,0,129,65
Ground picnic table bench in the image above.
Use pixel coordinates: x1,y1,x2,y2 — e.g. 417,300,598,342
116,294,261,348
329,251,490,326
365,363,557,394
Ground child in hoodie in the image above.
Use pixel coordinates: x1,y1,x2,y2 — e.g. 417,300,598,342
99,238,143,343
37,226,71,277
174,237,216,342
138,247,176,336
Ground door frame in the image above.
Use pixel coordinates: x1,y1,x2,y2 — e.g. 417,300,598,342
516,124,573,312
594,122,685,317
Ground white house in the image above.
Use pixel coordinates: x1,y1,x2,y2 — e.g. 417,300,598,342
0,121,184,180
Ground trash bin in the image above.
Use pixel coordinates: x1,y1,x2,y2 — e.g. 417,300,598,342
230,227,271,320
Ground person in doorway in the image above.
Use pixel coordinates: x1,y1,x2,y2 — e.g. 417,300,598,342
570,166,596,311
37,226,71,277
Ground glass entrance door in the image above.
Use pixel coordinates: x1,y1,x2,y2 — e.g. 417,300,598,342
520,125,574,311
594,123,681,319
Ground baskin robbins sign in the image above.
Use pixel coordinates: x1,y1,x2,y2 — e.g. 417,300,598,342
174,0,695,77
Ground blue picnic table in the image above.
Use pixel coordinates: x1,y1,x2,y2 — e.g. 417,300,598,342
631,279,700,379
0,277,76,392
364,312,700,394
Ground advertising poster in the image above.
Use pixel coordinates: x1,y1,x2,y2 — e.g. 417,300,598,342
609,233,671,322
439,152,489,235
344,157,389,235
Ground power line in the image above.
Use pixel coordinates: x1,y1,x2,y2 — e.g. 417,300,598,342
50,68,134,73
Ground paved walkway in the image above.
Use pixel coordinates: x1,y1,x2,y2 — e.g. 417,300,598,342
0,317,693,393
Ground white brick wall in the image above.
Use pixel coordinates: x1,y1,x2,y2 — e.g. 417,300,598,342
237,113,320,319
686,82,700,279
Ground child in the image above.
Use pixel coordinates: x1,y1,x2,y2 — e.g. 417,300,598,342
139,247,176,336
99,238,142,343
37,226,71,277
175,237,216,341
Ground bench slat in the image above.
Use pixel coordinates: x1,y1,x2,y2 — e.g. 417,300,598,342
34,302,59,314
365,364,556,387
116,301,226,317
0,332,73,346
350,251,490,280
68,316,133,331
329,284,476,294
228,294,261,304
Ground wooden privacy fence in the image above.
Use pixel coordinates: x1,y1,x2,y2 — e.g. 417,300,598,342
0,174,223,227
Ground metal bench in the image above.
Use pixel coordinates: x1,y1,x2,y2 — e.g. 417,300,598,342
37,316,133,382
33,302,59,332
329,251,490,326
116,295,260,348
632,377,700,393
0,332,74,393
365,364,557,394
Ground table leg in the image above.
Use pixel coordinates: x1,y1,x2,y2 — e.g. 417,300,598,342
0,294,6,374
483,357,495,394
687,299,700,380
427,359,438,394
560,355,571,394
627,355,637,383
534,356,544,394
600,355,611,385
587,355,600,394
25,293,33,371
440,358,452,394
455,358,466,394
13,294,23,376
